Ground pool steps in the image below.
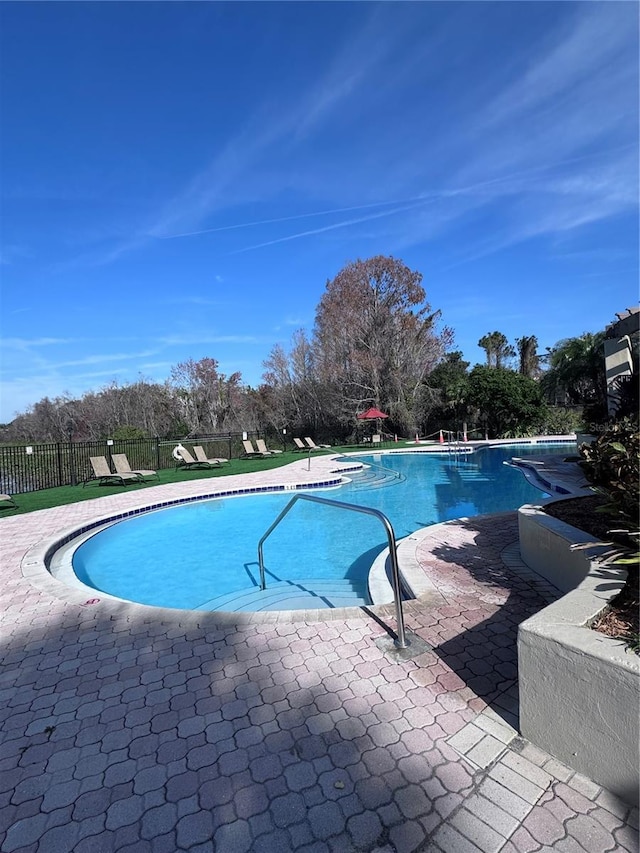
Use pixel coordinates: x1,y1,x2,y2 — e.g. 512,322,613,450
342,465,404,490
197,578,368,612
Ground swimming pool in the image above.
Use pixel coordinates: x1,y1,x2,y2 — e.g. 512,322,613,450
69,443,572,612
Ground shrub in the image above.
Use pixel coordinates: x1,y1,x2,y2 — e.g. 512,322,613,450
579,416,639,555
537,406,583,436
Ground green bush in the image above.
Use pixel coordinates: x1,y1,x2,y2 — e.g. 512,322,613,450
537,406,583,436
580,416,639,554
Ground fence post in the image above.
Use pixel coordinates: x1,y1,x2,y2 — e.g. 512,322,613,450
56,441,63,488
155,437,161,470
69,433,76,486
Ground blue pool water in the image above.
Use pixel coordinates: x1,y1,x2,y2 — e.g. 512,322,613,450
73,444,571,610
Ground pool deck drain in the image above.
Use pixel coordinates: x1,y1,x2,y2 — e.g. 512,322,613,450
0,450,637,853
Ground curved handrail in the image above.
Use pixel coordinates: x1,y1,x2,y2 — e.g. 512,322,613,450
257,493,409,649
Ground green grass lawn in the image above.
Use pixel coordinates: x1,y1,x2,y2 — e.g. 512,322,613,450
0,448,347,516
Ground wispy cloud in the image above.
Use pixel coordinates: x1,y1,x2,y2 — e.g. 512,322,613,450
481,6,635,132
76,7,422,264
0,244,31,265
155,333,270,346
1,336,75,349
458,6,637,180
11,349,160,374
161,295,228,307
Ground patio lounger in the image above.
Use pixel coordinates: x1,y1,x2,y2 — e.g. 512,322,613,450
0,494,16,509
193,446,228,465
256,439,282,455
86,456,142,487
293,437,308,452
112,453,159,481
175,447,221,469
304,437,331,450
241,439,270,458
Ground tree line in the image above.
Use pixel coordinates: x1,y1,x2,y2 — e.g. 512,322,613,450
2,255,632,444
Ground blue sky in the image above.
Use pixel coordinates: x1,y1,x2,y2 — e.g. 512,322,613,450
1,1,638,423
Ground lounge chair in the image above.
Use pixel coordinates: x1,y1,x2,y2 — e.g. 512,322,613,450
241,439,270,458
112,453,159,481
255,438,282,455
304,437,331,450
293,437,308,452
175,447,221,469
86,456,142,487
0,494,16,509
193,446,228,465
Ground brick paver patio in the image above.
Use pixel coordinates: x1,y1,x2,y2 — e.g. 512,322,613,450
1,454,637,852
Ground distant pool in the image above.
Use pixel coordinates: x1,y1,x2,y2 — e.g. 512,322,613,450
72,443,571,611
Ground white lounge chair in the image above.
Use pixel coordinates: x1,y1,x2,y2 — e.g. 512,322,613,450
175,447,222,469
193,446,228,465
0,494,16,509
256,439,282,454
112,453,158,481
241,439,270,458
304,437,330,450
86,456,142,487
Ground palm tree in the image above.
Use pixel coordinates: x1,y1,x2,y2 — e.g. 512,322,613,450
542,332,606,410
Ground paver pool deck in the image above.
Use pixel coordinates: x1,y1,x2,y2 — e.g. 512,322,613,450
0,451,637,852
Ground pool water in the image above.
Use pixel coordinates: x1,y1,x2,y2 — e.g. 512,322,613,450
73,444,570,610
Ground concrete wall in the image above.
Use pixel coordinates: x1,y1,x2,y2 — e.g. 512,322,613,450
518,502,612,594
518,505,639,804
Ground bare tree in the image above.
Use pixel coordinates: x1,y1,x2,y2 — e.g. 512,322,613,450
169,357,243,434
313,255,450,432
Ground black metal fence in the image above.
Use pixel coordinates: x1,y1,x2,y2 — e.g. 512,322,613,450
0,431,282,495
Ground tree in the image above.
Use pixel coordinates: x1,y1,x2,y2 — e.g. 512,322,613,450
516,335,541,379
169,358,243,434
467,366,548,438
541,333,607,424
416,351,470,435
313,255,451,433
261,330,323,434
478,331,515,369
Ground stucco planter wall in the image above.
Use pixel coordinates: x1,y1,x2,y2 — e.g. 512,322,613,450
518,503,639,804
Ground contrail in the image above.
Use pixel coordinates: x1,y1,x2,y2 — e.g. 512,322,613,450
155,143,635,243
229,200,432,254
155,196,431,239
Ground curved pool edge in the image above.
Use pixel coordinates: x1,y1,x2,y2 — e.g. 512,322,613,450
24,523,407,630
21,455,384,624
18,441,582,623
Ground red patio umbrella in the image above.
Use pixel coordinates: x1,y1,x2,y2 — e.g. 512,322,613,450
357,407,388,420
356,407,389,442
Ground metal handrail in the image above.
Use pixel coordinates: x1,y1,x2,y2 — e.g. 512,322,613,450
257,493,409,649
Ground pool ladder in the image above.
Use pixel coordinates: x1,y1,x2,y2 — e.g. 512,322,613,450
257,493,409,649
